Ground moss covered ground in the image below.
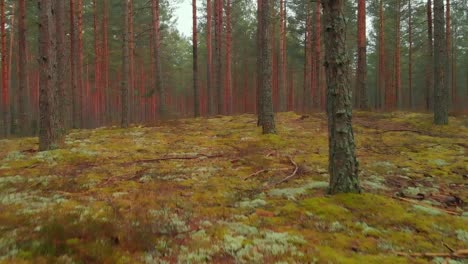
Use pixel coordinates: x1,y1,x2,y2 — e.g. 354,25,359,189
0,112,466,263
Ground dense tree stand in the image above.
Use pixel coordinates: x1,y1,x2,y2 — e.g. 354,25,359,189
322,0,360,194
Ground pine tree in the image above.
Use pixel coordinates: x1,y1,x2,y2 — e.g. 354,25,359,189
322,0,360,194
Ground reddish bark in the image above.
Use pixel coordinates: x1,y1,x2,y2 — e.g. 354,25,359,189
18,0,28,134
378,0,385,109
357,0,367,109
394,0,401,109
193,0,200,117
206,0,213,115
225,0,232,114
1,0,9,136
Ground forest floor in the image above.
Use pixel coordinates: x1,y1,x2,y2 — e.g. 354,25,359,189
0,112,467,264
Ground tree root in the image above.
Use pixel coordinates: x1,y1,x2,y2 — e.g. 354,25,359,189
395,249,468,259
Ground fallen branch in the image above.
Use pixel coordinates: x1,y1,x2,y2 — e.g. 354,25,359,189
392,196,461,216
243,167,290,181
124,153,224,165
273,156,300,186
395,249,468,259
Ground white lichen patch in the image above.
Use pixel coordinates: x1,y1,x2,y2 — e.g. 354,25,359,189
269,181,328,200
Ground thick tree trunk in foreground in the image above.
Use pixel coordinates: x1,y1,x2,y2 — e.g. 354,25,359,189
260,0,276,134
18,0,28,135
433,0,448,125
193,0,200,117
38,0,61,150
322,0,360,194
356,0,367,109
121,0,130,128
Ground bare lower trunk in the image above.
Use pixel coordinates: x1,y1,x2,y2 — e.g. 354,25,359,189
433,0,448,125
322,0,360,194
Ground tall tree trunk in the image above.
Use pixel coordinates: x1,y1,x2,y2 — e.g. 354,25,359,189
102,0,110,124
206,0,213,115
214,0,223,114
408,0,413,109
445,0,452,107
225,0,232,114
18,0,28,135
315,0,324,111
303,1,312,112
378,0,385,109
279,0,287,112
121,0,130,128
433,0,448,124
76,0,83,127
93,0,100,125
38,0,61,150
394,0,401,109
151,0,165,116
257,0,263,126
193,0,200,117
55,0,66,135
356,0,367,109
260,0,276,134
70,0,78,128
322,0,360,194
129,0,135,123
426,0,434,110
1,0,9,136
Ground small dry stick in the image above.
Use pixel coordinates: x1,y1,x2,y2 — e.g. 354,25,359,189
274,156,299,185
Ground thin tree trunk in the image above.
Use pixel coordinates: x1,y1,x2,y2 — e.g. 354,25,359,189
121,0,130,128
77,0,84,127
378,0,385,109
257,0,263,126
322,0,360,194
193,0,200,117
18,0,28,135
394,0,401,109
445,0,452,107
1,0,9,136
426,0,434,110
315,0,323,111
260,0,276,134
206,0,213,115
129,0,135,122
214,0,223,114
433,0,448,124
357,0,367,109
55,0,66,135
279,0,287,112
151,0,165,116
102,0,110,124
408,0,413,109
225,0,232,114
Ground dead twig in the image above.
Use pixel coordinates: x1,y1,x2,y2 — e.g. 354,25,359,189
395,249,468,259
243,167,290,181
392,196,461,216
273,156,299,186
124,153,223,165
